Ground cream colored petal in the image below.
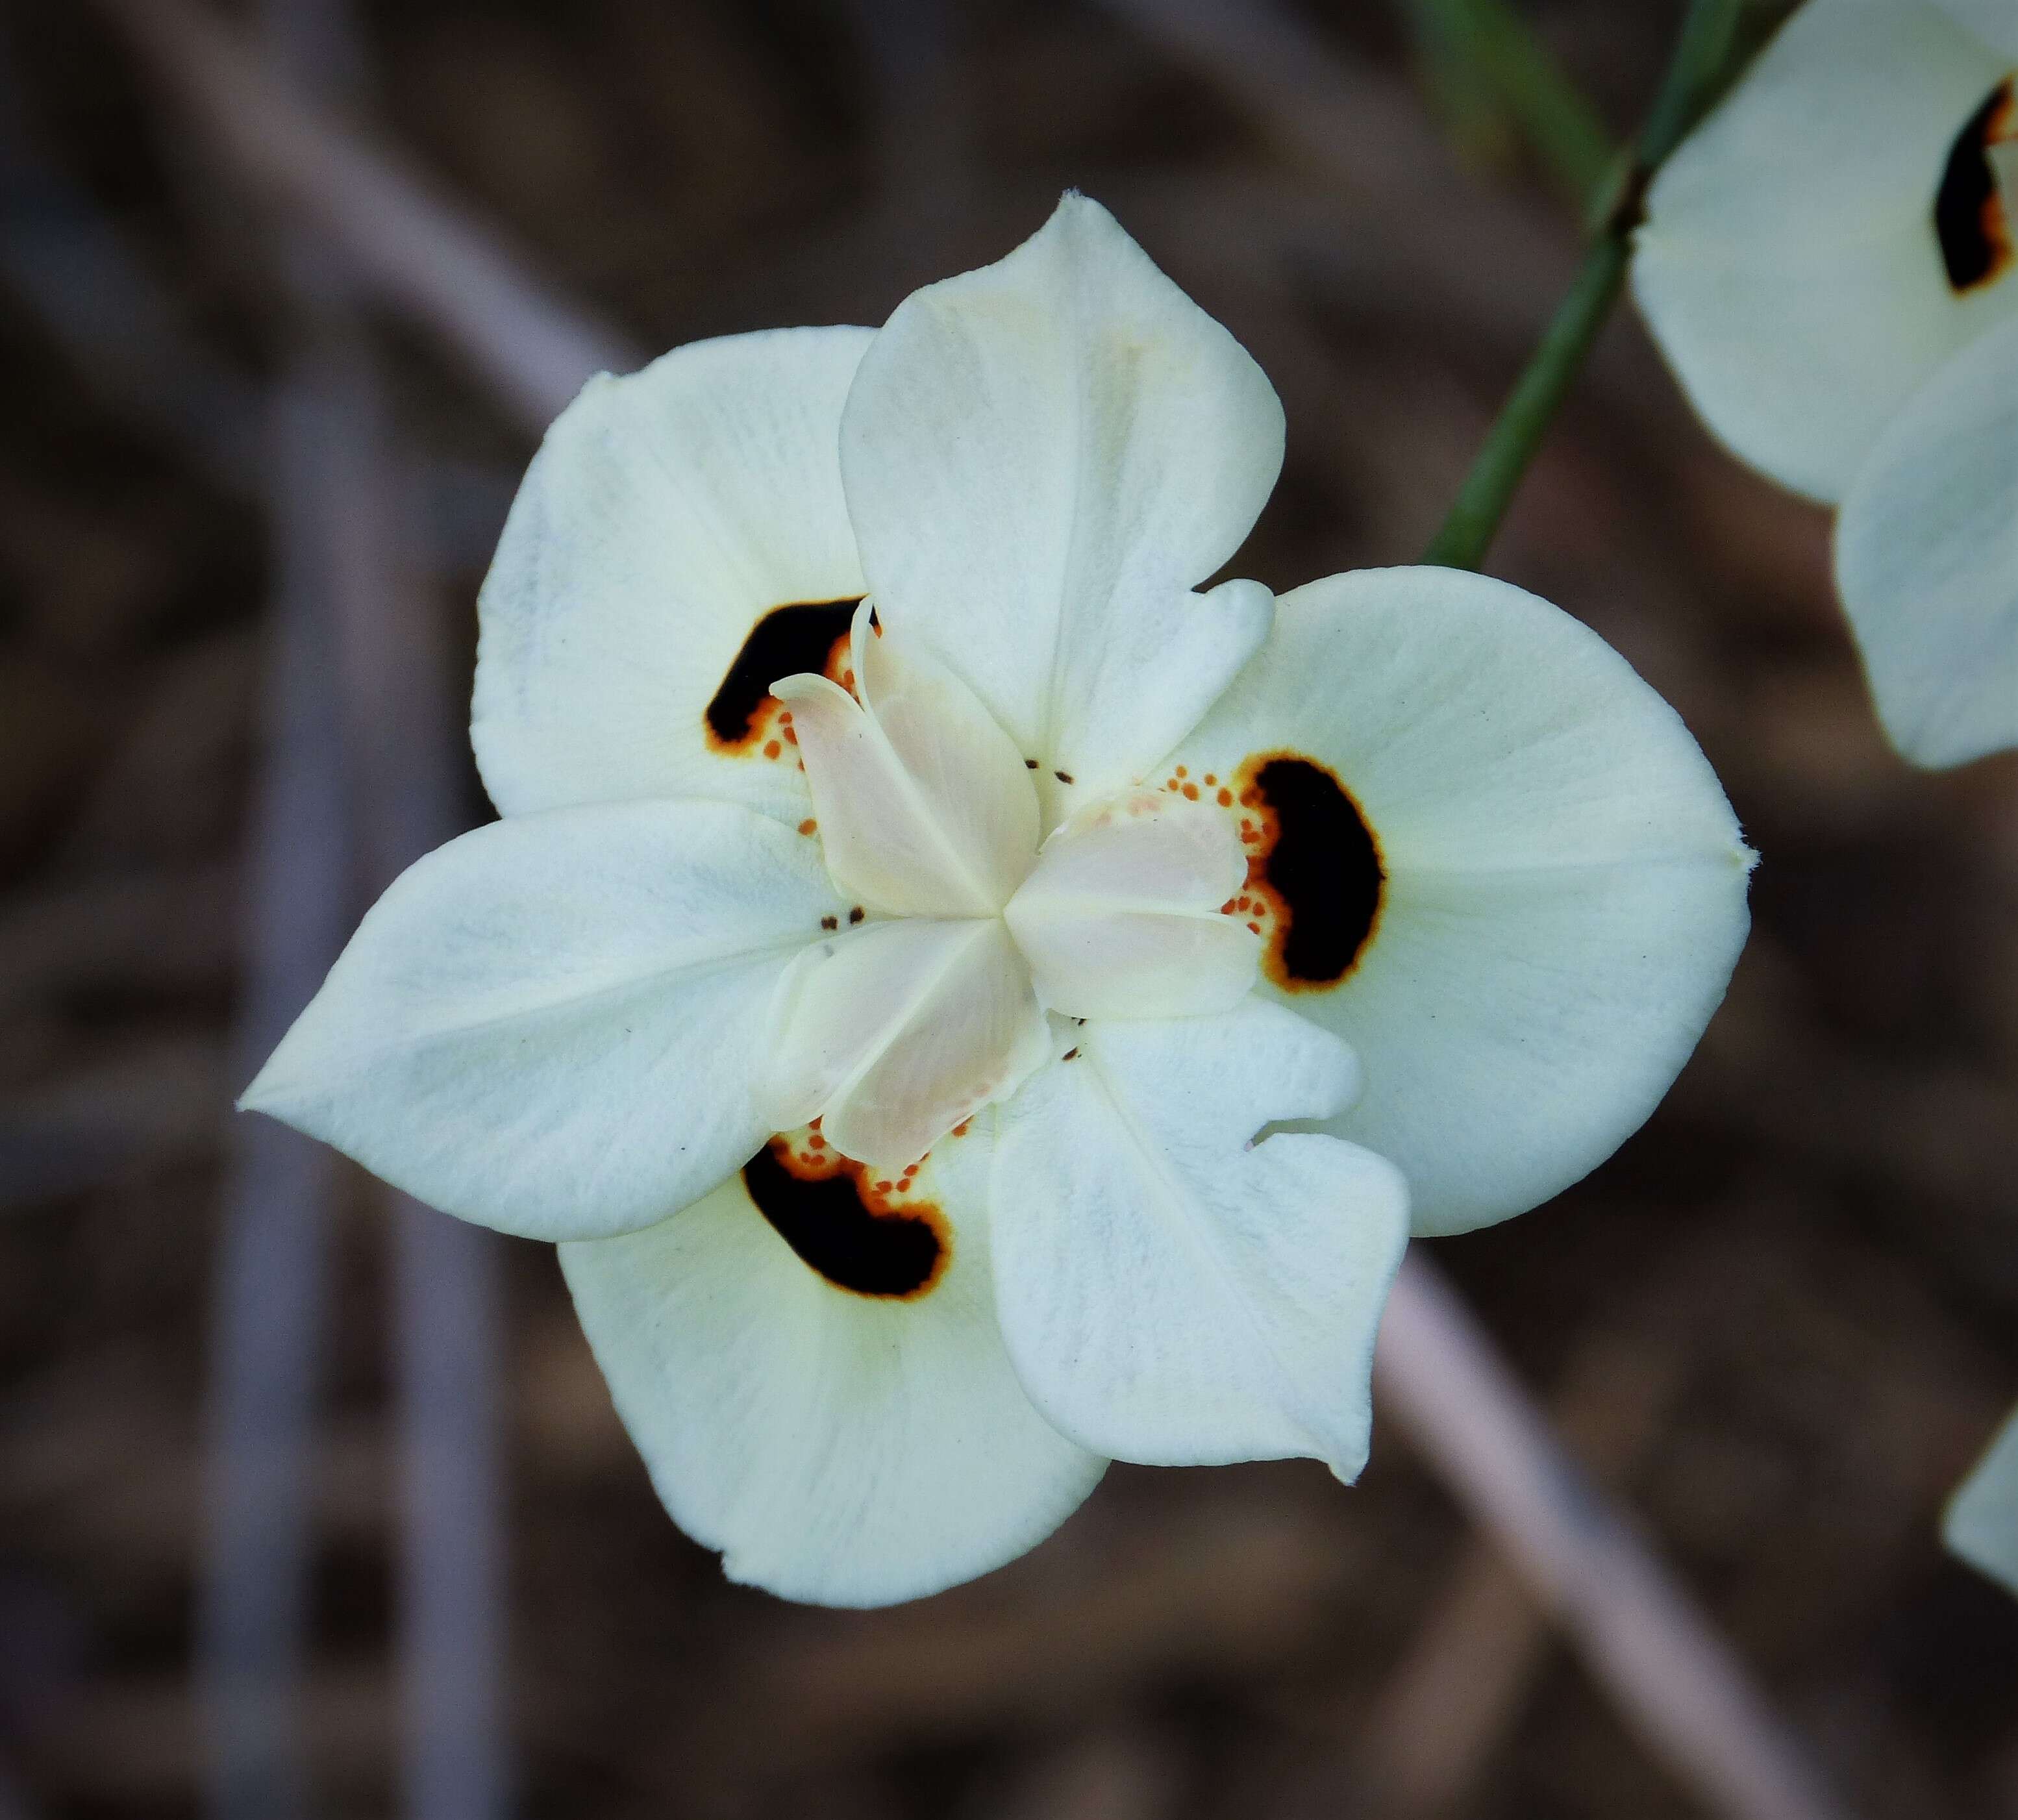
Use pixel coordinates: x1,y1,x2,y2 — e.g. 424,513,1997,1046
1167,567,1752,1238
1834,312,2018,767
840,194,1280,814
242,799,843,1241
1634,0,2014,501
853,603,1041,908
990,1001,1408,1472
473,327,870,823
764,916,1051,1169
1004,788,1259,1019
561,1113,1104,1607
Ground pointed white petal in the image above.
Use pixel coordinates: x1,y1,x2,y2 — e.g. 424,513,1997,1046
840,194,1281,811
1168,567,1752,1238
1835,312,2018,767
1004,787,1260,1019
561,1115,1105,1607
764,916,1051,1169
990,1000,1409,1473
774,604,1038,916
1945,1404,2018,1597
1634,0,2015,501
243,800,843,1240
473,327,870,822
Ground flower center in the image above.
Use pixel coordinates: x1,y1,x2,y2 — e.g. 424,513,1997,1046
758,601,1261,1167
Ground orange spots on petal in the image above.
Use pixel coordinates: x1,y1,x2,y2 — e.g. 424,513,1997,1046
1182,783,1199,800
1232,751,1386,994
744,1134,949,1299
798,818,817,836
1217,787,1233,806
704,599,860,755
764,740,782,760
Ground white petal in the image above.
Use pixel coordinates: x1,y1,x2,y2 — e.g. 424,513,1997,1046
473,327,870,822
1933,0,2018,60
1834,312,2018,767
840,193,1282,816
561,1114,1105,1607
1945,1404,2018,1597
773,603,1039,916
1168,567,1753,1238
1003,787,1260,1019
764,916,1051,1169
990,1000,1409,1473
1634,0,2015,501
243,799,843,1240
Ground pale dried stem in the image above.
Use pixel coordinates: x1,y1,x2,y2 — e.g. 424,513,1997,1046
197,360,351,1820
91,0,640,432
1376,1254,1849,1820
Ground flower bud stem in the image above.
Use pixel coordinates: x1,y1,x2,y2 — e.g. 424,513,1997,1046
1422,0,1743,571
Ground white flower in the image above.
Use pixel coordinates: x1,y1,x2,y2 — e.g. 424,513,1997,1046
1634,0,2018,769
244,195,1752,1606
1947,1403,2018,1595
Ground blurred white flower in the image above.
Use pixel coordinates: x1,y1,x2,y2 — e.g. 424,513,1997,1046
1947,1404,2018,1594
1635,0,2018,769
245,195,1751,1605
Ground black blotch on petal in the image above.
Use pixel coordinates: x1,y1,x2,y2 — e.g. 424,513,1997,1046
1249,755,1384,988
742,1142,946,1298
1936,79,2014,294
704,598,861,748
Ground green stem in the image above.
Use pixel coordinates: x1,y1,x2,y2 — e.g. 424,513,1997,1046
1403,0,1616,205
1422,0,1744,571
1421,233,1628,569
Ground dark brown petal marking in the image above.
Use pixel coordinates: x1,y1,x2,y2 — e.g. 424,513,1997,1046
742,1137,948,1299
1234,751,1385,991
1936,78,2016,294
703,597,862,753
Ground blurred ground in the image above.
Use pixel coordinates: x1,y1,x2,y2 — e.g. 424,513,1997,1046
2,1,2017,1815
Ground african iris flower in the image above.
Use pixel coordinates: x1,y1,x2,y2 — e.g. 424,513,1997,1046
245,195,1753,1605
1635,0,2018,767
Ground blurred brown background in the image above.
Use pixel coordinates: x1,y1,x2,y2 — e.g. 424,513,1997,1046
2,0,2016,1815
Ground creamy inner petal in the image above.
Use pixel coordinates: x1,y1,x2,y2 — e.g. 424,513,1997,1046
1003,787,1260,1019
762,916,1051,1169
773,602,1040,919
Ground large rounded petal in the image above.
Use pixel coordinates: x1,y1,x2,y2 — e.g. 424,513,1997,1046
1945,1404,2018,1597
560,1114,1104,1606
1167,568,1754,1238
840,193,1280,823
473,327,871,823
1834,312,2018,768
242,800,844,1241
990,1000,1409,1474
1634,0,2015,502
